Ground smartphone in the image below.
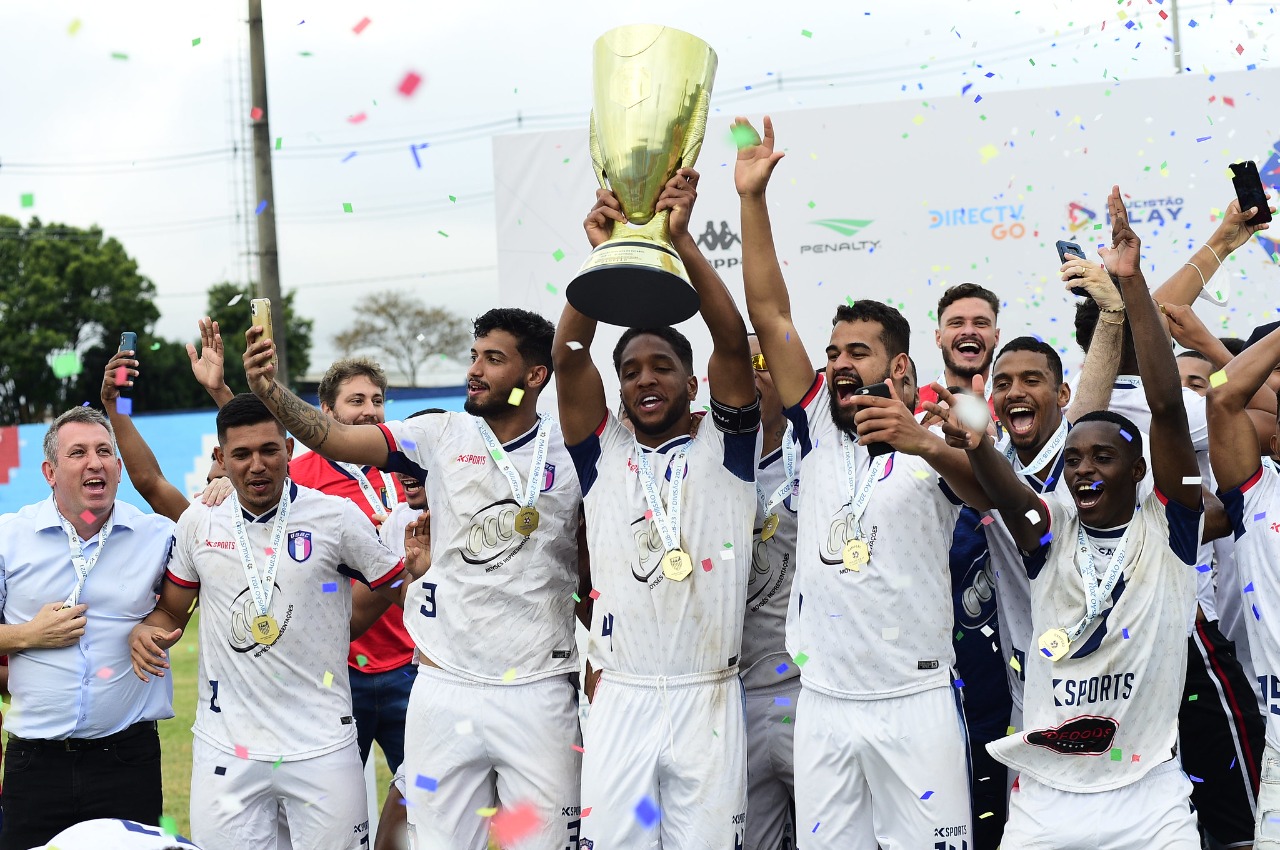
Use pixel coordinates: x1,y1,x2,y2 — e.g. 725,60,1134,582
249,297,279,368
118,331,137,353
1057,240,1090,297
852,381,894,458
1230,161,1273,227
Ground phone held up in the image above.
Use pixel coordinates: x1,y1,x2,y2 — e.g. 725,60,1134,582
1056,240,1090,297
852,381,894,458
1230,161,1273,227
250,297,279,370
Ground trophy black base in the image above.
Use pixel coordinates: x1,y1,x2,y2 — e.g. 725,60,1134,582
566,241,700,327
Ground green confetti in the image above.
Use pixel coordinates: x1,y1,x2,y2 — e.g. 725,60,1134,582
272,756,284,770
1109,748,1122,761
150,342,162,350
51,351,83,379
571,592,581,602
111,51,129,60
1029,58,1035,66
356,654,369,668
1188,694,1198,702
20,193,34,208
807,201,816,209
159,816,178,836
275,137,282,150
192,37,202,46
793,652,810,667
448,195,456,202
342,202,353,213
437,230,449,237
800,29,813,38
546,282,559,295
299,51,313,57
552,249,566,262
730,124,758,150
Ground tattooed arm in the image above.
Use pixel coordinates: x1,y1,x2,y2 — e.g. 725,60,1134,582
243,326,390,466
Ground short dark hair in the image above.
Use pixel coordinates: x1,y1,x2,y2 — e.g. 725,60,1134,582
937,283,1000,323
472,307,555,373
1177,349,1212,363
1074,296,1135,360
612,326,695,375
832,300,911,359
1219,337,1246,357
995,336,1064,385
318,357,387,410
1073,409,1144,458
217,393,283,442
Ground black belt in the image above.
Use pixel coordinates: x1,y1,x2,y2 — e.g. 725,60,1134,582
8,720,157,752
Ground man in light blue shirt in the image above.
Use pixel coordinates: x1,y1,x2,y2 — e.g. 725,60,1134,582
0,407,175,850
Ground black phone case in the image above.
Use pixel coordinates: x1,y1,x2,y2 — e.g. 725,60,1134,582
853,383,894,458
1231,161,1272,226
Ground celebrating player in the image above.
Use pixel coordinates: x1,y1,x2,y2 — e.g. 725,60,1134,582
556,169,759,849
243,309,586,850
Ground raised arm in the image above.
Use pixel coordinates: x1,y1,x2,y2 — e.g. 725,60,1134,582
1106,186,1200,509
660,168,754,408
243,327,389,466
1151,196,1274,307
552,191,615,447
187,317,235,408
1062,261,1124,423
102,350,190,522
735,116,816,408
1208,324,1280,490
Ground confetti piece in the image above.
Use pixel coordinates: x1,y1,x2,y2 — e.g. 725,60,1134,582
979,516,995,526
588,589,600,600
353,17,372,34
635,796,661,828
1245,582,1255,593
775,663,790,674
502,668,517,682
456,720,473,735
348,113,368,125
192,37,202,47
115,398,132,416
1188,694,1199,702
398,71,423,97
571,592,581,602
1255,513,1267,523
111,52,129,61
567,341,583,351
342,202,353,213
264,548,274,556
1024,509,1040,523
980,812,994,819
477,806,498,817
1119,429,1133,442
1007,725,1017,735
415,775,438,792
730,124,758,150
20,192,34,208
255,200,268,216
322,671,334,688
159,816,178,837
272,756,283,770
702,558,713,572
718,549,734,561
572,744,584,753
883,627,900,640
1110,748,1122,761
249,107,263,121
95,666,113,679
920,791,934,800
341,152,357,163
150,342,161,350
1039,532,1053,546
954,678,965,688
68,19,81,35
275,137,282,150
508,388,525,406
356,654,369,667
1190,774,1204,782
1196,564,1211,573
322,582,338,593
492,803,543,844
812,823,821,834
1182,476,1202,485
80,510,95,524
1132,754,1141,762
51,351,83,379
552,249,566,262
1209,370,1228,388
800,29,813,38
582,807,592,817
227,293,244,307
979,144,1000,164
214,766,226,775
773,696,791,706
793,652,809,667
1009,656,1022,673
1122,629,1130,639
235,744,249,759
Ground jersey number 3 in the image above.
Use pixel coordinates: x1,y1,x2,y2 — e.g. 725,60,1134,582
420,581,438,618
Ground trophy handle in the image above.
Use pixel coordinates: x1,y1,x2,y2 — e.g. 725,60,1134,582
588,111,609,189
679,87,711,167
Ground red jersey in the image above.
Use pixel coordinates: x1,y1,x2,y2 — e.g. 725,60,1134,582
289,450,416,673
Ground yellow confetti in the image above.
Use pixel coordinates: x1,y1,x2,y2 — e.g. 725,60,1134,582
502,667,517,682
978,144,1000,164
477,807,498,817
508,387,525,406
912,469,931,480
1009,655,1022,673
980,811,995,819
1209,370,1228,388
912,115,925,126
322,671,334,688
1007,725,1017,736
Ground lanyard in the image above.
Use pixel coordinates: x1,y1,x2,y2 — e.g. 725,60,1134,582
635,440,691,553
57,509,115,607
229,480,292,618
839,429,888,539
1114,374,1143,390
757,424,798,516
476,416,551,510
1004,419,1069,486
1063,524,1132,642
335,462,398,517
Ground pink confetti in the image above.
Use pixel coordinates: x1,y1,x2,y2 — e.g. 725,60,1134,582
80,510,95,523
234,744,249,759
582,807,592,818
572,745,584,753
491,803,542,845
249,107,263,121
398,71,423,97
1236,44,1244,55
264,548,274,556
95,667,113,679
352,17,371,34
347,112,368,124
115,366,128,386
644,510,653,521
980,516,995,526
701,558,713,572
588,589,600,600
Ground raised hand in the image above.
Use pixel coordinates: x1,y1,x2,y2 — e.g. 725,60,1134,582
198,476,234,507
1062,257,1124,312
850,381,933,455
1105,185,1142,279
1212,195,1275,254
923,377,991,451
101,351,136,406
655,167,699,241
584,188,626,249
403,510,432,578
1160,302,1216,354
186,317,228,396
733,115,785,198
243,326,278,395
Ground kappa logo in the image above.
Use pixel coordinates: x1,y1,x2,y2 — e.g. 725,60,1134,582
695,220,742,251
287,530,312,562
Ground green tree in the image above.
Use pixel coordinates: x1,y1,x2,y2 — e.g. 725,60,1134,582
332,290,470,387
204,282,313,393
0,216,162,424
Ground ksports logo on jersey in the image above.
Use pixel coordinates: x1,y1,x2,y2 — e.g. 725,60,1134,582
205,539,236,549
1025,715,1118,755
1052,672,1135,706
288,530,312,562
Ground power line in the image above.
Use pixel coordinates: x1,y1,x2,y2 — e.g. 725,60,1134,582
151,265,499,299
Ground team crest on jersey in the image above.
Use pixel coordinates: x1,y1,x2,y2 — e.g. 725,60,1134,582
578,840,593,850
878,454,894,480
287,530,313,562
542,462,556,492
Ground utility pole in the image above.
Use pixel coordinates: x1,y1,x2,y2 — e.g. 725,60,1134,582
1170,0,1183,74
247,0,288,384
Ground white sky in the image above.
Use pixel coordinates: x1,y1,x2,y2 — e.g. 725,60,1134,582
1,0,1274,382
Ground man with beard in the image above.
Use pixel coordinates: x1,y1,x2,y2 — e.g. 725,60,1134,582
931,186,1206,849
242,309,586,850
915,283,1001,417
555,169,759,849
736,115,991,848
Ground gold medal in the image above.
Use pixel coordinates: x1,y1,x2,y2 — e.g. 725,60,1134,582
662,549,693,582
841,539,870,571
761,513,780,541
251,614,280,646
1037,628,1071,662
514,506,540,536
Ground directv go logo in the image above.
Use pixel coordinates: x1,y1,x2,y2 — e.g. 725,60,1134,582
928,204,1027,239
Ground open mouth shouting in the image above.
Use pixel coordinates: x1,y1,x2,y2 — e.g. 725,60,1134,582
83,476,108,497
953,338,985,363
831,372,863,406
1074,479,1104,510
636,392,665,415
1004,404,1037,437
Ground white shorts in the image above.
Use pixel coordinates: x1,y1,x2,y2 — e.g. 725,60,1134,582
580,668,747,850
745,678,799,850
403,664,582,850
1256,741,1280,848
190,737,369,850
794,685,971,849
1003,759,1198,849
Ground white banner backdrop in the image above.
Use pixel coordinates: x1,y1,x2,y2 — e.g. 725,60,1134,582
494,68,1280,404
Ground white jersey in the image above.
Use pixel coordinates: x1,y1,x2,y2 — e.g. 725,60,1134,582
784,374,963,699
1221,464,1280,746
988,490,1201,792
379,501,423,557
166,482,403,761
378,413,580,684
742,430,801,689
566,411,757,677
37,819,202,850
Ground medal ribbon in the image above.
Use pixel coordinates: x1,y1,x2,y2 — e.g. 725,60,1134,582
634,440,691,554
839,429,888,539
57,509,115,607
229,479,292,618
335,462,398,517
756,424,798,517
476,415,551,510
1061,524,1132,642
1004,418,1069,485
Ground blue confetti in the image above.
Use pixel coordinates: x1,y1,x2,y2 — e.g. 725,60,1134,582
1255,512,1268,522
774,696,791,706
635,796,661,829
322,582,338,593
1039,532,1053,546
1122,628,1130,639
415,775,438,792
255,200,268,215
776,662,790,674
1119,429,1133,442
921,790,934,800
1245,582,1256,593
1196,564,1211,573
954,678,965,688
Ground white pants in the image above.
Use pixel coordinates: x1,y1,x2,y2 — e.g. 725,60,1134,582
1256,741,1280,848
745,678,799,850
794,686,971,849
403,664,582,850
580,668,747,850
1003,759,1198,849
190,737,368,850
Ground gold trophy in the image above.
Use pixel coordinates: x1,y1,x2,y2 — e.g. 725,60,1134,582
566,25,718,327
